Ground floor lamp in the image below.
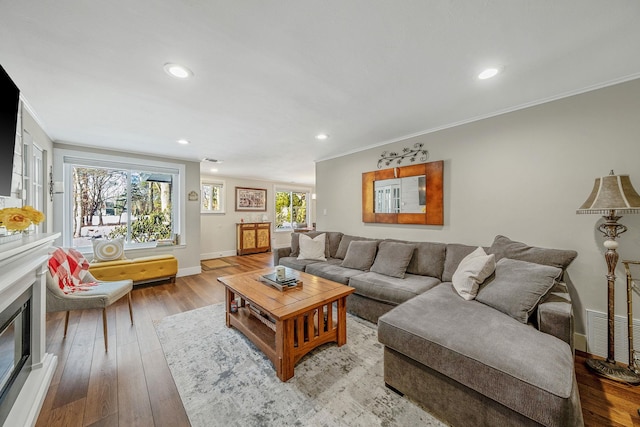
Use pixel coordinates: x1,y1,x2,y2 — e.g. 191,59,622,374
577,171,640,384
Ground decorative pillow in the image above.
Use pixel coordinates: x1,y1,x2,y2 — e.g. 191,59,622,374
297,233,327,261
335,235,368,259
341,240,379,271
92,237,125,262
442,243,482,282
370,242,416,279
487,235,577,270
405,241,447,280
290,231,330,258
476,258,562,323
451,247,496,300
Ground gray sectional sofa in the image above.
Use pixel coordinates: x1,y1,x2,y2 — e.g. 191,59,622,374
274,232,583,427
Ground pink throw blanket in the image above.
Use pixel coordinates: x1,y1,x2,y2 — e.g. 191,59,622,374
48,247,98,294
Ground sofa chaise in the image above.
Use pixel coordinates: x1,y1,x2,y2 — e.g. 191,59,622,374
274,232,583,427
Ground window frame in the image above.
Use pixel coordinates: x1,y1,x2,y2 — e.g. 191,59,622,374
201,179,226,214
274,186,311,232
60,150,185,249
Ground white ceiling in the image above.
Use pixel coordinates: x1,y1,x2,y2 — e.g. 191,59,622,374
1,1,640,186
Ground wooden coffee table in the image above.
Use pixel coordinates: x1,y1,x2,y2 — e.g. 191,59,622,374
217,268,355,381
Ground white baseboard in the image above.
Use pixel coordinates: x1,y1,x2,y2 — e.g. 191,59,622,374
177,266,202,277
200,250,236,260
574,333,587,352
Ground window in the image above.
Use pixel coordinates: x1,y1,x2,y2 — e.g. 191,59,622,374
201,181,225,213
62,154,183,249
275,189,309,230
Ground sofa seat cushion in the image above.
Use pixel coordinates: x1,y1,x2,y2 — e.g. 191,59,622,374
348,272,440,306
277,256,324,272
305,259,364,285
378,283,577,426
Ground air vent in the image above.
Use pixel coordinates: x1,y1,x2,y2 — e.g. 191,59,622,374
202,158,222,163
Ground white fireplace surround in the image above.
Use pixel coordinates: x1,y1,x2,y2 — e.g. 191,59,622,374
0,233,59,426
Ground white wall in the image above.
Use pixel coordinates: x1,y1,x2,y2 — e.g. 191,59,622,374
316,78,640,344
200,174,313,259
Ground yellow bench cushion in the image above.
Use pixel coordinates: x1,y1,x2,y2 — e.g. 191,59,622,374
90,254,178,284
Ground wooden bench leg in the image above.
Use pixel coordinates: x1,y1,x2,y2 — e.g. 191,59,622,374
103,308,108,352
64,311,70,337
128,292,134,324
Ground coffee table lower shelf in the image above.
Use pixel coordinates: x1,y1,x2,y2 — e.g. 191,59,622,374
225,297,349,381
228,307,277,365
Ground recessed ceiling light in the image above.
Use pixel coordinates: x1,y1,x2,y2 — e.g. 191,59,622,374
316,133,329,140
164,63,193,79
210,168,218,173
478,68,499,80
177,139,190,145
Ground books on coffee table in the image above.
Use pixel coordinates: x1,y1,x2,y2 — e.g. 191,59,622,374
259,271,302,291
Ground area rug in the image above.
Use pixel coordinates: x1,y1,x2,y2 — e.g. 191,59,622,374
201,258,237,270
155,303,445,427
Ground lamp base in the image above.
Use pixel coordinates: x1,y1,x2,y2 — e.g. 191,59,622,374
585,358,640,384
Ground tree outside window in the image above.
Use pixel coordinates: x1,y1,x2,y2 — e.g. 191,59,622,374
71,166,174,247
202,181,225,213
275,190,308,229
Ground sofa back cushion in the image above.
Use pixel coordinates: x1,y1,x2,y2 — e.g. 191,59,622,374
487,235,577,270
442,243,479,282
335,235,376,259
370,242,416,279
405,241,447,279
325,232,344,258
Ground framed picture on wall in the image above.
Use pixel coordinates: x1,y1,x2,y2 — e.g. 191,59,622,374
235,187,267,211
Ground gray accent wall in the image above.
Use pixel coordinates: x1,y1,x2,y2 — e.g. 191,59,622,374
316,77,640,343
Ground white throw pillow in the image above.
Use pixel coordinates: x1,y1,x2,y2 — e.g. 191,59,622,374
452,246,496,300
92,237,126,262
297,233,327,261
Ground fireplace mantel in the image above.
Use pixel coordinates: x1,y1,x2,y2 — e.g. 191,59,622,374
0,233,59,426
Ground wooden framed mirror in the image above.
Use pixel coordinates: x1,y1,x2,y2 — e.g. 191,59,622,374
362,160,443,225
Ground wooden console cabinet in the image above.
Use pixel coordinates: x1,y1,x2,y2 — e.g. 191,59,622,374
236,222,271,255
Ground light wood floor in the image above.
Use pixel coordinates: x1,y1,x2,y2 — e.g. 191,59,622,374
35,253,640,427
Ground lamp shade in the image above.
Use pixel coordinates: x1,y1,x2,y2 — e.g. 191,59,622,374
577,174,640,215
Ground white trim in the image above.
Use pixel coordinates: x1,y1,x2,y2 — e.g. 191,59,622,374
56,147,186,247
200,249,236,260
201,179,226,214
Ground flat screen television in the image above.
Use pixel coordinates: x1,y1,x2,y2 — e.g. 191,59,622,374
0,64,20,198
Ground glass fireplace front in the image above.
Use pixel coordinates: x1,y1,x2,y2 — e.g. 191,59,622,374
0,287,32,424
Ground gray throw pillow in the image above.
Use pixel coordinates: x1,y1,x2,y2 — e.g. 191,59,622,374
335,235,366,259
341,241,379,271
476,258,562,323
370,242,416,278
487,235,577,270
405,241,447,279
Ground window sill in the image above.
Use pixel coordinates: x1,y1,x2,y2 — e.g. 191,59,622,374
77,242,183,258
274,228,294,233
